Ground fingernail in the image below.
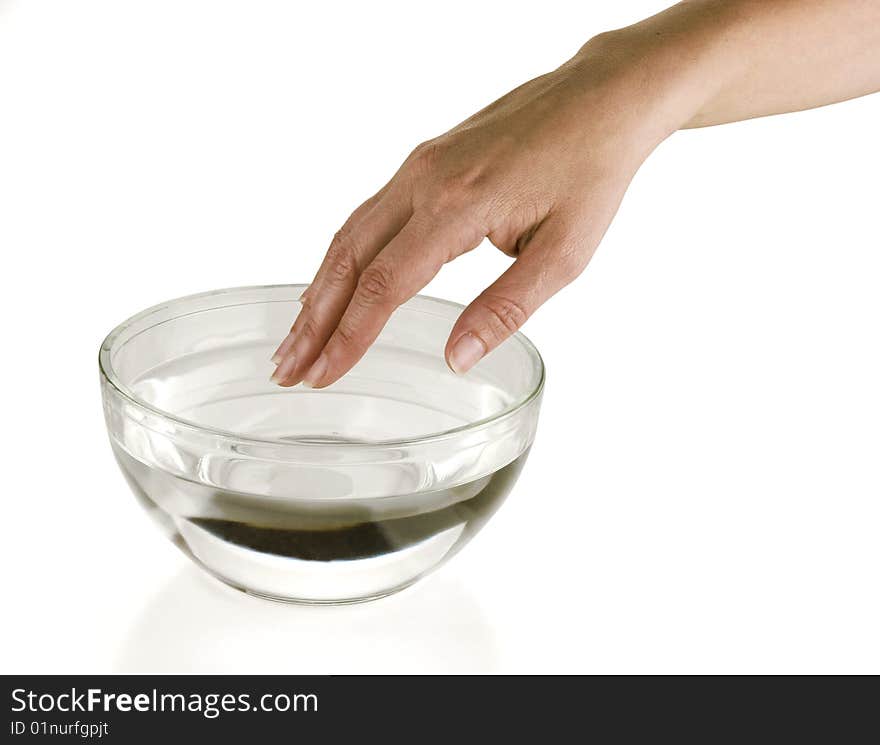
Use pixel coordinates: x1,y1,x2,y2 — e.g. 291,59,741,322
270,353,298,384
449,333,486,374
302,353,328,388
271,332,296,364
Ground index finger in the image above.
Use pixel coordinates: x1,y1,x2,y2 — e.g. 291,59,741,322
302,211,483,388
270,188,410,386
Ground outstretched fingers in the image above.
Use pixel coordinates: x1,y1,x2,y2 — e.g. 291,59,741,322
271,190,410,386
301,212,484,388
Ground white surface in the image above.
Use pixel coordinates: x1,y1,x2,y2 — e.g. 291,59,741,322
1,0,878,674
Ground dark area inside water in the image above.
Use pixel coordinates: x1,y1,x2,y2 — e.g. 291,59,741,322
115,447,527,562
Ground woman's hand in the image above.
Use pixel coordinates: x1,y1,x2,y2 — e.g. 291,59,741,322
271,33,680,387
272,0,880,388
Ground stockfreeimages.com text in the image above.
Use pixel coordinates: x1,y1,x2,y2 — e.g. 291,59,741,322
11,688,318,719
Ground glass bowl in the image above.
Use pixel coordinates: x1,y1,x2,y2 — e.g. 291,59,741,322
99,285,544,604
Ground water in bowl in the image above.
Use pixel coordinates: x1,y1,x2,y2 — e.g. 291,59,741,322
114,444,527,603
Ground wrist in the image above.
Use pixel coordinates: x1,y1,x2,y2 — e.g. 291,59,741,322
574,6,751,137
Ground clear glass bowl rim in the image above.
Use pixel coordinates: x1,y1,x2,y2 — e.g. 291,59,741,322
99,284,545,450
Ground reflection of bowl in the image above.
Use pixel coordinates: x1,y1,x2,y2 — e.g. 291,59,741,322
100,285,544,604
116,567,500,673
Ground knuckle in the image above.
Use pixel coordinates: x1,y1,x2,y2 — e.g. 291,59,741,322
325,230,359,284
406,139,450,183
357,261,397,305
334,320,357,348
409,139,443,166
480,294,529,337
296,314,321,342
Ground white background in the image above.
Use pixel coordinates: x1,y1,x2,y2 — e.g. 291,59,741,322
1,0,877,674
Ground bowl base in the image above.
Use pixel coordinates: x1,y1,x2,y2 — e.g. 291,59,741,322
175,515,462,605
115,443,527,604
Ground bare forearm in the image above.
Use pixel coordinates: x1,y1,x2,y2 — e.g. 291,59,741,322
588,0,880,130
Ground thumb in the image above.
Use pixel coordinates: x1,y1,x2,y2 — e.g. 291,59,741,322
445,216,586,374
